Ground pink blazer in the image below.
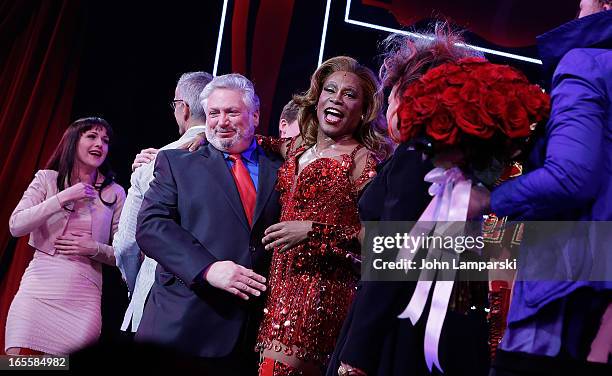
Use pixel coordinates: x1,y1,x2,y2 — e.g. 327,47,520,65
9,170,126,257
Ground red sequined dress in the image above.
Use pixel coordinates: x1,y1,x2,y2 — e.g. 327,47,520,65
255,138,377,374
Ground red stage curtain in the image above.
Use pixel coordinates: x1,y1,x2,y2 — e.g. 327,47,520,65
230,0,296,134
0,0,84,354
251,0,295,135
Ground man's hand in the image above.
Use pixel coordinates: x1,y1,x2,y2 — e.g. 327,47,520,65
262,221,313,252
131,148,159,171
204,260,267,300
179,132,207,152
468,184,491,219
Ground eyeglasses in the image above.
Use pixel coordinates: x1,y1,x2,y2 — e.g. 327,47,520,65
170,99,189,110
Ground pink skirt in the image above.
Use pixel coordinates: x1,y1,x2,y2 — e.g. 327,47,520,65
5,251,102,355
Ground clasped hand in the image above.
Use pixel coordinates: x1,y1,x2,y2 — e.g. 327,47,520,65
54,232,98,257
57,183,96,205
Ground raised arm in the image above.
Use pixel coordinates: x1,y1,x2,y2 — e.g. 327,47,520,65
9,171,64,237
9,170,96,237
256,135,303,159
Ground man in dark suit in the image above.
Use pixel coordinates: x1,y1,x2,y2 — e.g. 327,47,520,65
135,73,282,375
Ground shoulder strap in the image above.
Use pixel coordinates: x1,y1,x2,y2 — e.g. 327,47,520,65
349,144,364,160
353,152,378,189
346,144,365,170
288,140,310,160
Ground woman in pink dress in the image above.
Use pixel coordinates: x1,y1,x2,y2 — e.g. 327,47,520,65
6,117,125,356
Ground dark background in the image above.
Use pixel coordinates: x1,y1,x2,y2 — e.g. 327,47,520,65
1,0,579,348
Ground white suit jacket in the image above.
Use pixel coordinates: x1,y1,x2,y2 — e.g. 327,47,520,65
114,125,206,332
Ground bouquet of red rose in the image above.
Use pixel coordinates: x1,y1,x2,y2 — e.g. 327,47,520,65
393,58,550,373
395,57,550,175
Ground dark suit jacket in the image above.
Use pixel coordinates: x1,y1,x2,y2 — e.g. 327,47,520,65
135,142,282,358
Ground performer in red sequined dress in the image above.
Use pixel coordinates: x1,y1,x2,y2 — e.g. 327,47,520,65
255,56,393,376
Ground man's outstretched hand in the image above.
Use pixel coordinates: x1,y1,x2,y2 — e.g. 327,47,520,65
203,260,267,300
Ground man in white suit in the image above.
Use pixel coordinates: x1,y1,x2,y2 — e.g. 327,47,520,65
113,71,212,333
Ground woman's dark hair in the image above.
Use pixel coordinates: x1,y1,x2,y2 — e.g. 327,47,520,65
45,117,117,207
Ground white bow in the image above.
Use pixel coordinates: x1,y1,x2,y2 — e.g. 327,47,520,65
397,167,472,373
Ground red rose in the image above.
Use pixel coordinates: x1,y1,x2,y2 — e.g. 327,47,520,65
413,95,439,117
499,66,527,82
480,64,505,85
485,90,507,116
537,95,551,120
441,87,461,106
399,58,546,149
459,57,488,71
502,99,531,138
426,109,459,145
421,64,446,84
403,81,425,100
398,120,422,143
484,64,525,87
397,99,423,142
420,76,447,96
459,80,481,103
442,63,463,77
477,97,496,128
461,57,487,64
455,104,495,139
446,70,470,85
519,85,550,120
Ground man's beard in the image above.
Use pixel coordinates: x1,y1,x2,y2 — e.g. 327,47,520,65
206,125,254,151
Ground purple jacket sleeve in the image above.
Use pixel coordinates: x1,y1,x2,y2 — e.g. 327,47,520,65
491,49,607,220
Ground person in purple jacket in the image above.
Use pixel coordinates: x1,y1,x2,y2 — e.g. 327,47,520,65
489,3,612,375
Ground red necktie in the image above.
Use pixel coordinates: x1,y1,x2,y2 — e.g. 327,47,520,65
228,154,256,226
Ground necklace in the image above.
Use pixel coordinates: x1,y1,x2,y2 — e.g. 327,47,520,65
312,143,326,158
312,134,355,158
